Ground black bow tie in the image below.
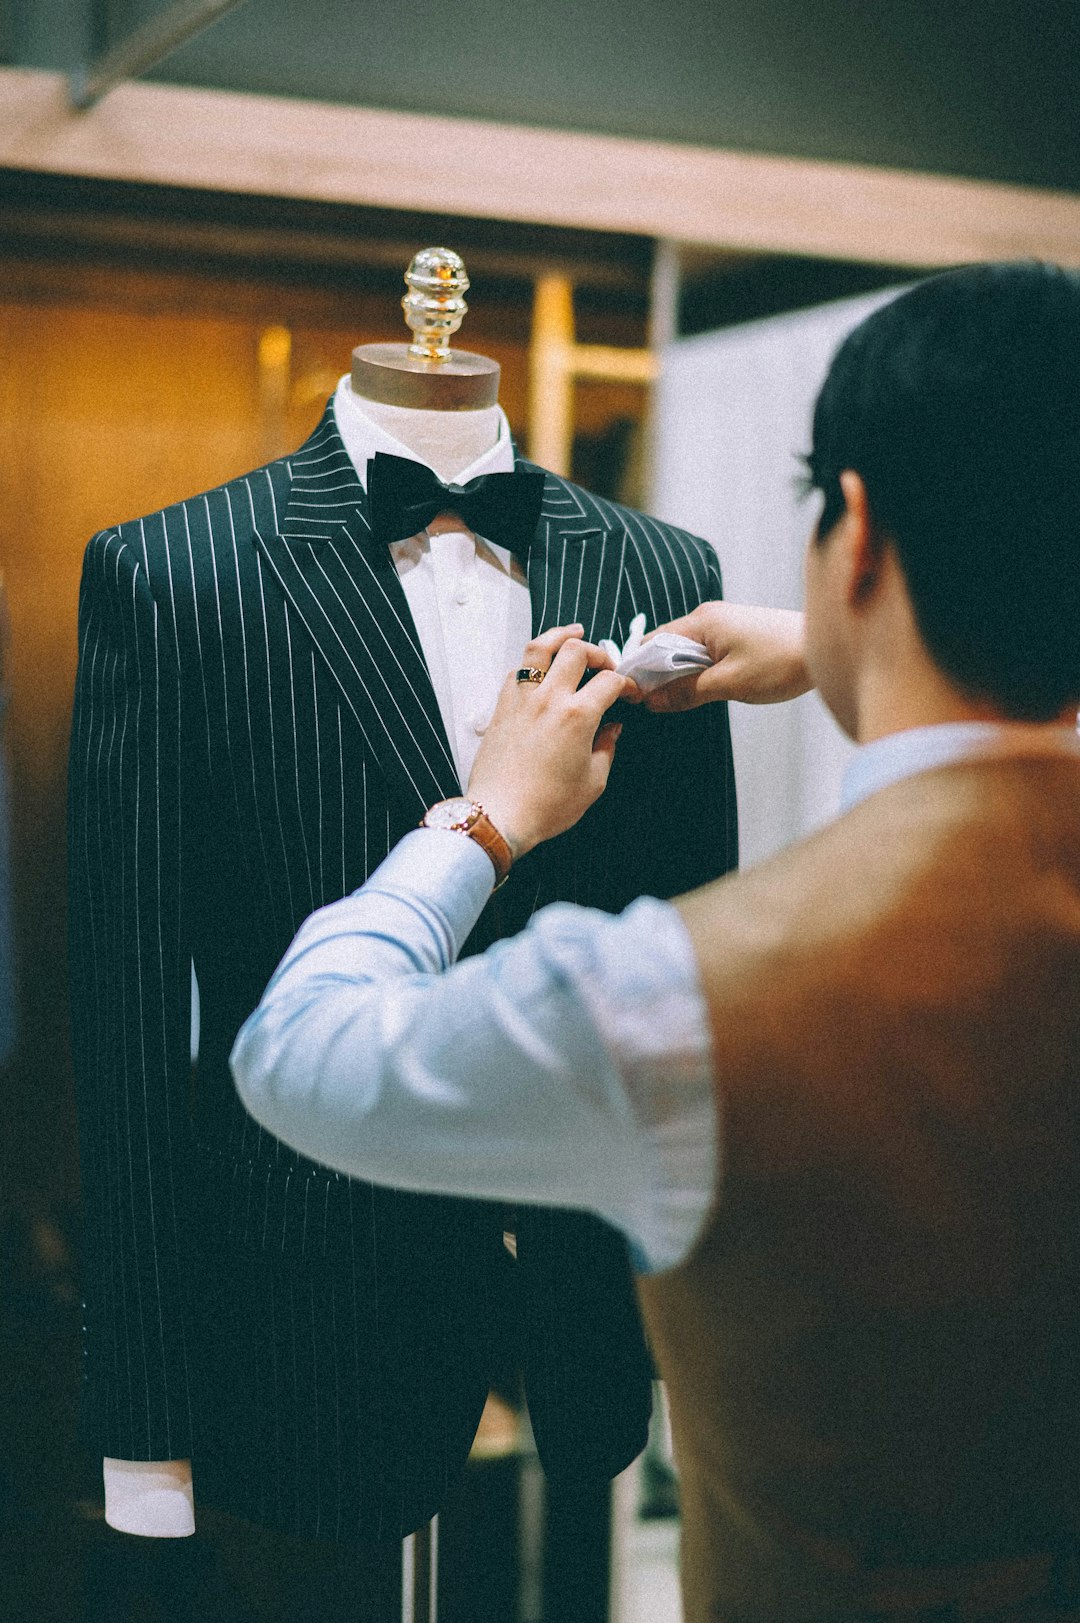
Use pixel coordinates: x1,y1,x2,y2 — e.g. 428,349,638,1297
365,452,545,560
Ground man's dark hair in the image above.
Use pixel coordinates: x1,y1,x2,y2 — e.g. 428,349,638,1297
807,261,1080,721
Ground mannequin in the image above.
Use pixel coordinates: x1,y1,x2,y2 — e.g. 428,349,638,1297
101,249,518,1551
69,246,738,1622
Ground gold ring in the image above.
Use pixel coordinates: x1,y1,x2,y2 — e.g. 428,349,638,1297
515,666,547,685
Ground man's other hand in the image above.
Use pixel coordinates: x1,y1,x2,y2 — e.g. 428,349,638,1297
467,625,634,859
635,603,811,713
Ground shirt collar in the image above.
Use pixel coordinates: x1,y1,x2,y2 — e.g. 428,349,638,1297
331,375,515,490
840,720,1080,813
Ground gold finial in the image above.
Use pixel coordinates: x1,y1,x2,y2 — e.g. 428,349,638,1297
402,248,470,362
351,246,499,410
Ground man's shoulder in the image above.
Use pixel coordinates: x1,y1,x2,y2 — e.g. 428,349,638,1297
681,757,1080,1162
683,755,1080,989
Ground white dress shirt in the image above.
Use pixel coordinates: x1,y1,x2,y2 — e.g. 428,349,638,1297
333,376,533,789
231,722,1080,1288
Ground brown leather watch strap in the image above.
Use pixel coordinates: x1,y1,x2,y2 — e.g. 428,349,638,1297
465,807,513,889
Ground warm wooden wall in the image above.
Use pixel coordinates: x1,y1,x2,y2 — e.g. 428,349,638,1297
0,268,309,1208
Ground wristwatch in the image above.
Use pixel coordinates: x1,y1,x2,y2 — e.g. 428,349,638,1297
420,797,513,888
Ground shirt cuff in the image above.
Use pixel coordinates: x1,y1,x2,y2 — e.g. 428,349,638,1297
361,827,496,955
103,1457,195,1538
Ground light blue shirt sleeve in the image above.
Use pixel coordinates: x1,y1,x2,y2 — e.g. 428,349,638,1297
230,829,718,1273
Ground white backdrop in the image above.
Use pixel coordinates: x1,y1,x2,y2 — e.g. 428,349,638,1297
651,286,903,868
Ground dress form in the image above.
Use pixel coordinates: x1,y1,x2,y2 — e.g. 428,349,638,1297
102,248,511,1548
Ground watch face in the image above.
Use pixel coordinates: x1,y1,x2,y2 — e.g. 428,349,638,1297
425,797,478,831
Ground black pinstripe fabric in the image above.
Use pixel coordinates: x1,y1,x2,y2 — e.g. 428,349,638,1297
67,401,738,1542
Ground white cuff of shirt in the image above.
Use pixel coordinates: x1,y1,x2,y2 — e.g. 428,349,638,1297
103,1457,196,1537
368,825,496,944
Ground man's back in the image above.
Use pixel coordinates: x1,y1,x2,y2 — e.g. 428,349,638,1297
642,752,1080,1621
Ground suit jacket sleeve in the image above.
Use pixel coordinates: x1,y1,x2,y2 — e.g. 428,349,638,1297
68,530,196,1461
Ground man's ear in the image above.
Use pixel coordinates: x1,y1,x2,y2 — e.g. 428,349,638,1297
838,470,885,606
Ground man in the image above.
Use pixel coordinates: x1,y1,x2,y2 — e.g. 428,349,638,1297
232,261,1080,1621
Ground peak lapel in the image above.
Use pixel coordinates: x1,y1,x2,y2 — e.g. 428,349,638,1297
254,404,460,817
520,461,632,648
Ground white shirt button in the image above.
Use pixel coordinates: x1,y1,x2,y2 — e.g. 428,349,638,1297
454,583,470,606
471,715,488,736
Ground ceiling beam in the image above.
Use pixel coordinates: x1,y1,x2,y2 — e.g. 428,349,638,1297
2,68,1078,268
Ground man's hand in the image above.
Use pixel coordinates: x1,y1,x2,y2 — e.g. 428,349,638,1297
634,603,811,713
468,624,633,859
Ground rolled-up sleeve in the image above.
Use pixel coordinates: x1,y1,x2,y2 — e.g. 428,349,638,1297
231,829,717,1272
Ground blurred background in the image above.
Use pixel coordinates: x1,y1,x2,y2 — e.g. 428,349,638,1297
0,2,1077,1618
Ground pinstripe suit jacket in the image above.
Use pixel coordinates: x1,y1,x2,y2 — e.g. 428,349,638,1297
67,401,738,1543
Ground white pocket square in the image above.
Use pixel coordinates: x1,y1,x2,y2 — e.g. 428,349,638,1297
600,613,712,694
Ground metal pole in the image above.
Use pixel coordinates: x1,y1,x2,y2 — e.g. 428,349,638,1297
69,0,250,110
648,239,682,353
402,1518,437,1623
643,238,682,505
528,273,576,477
